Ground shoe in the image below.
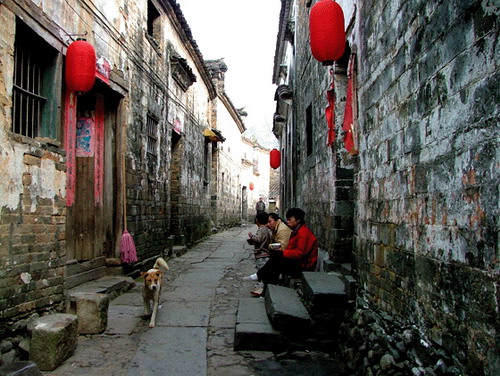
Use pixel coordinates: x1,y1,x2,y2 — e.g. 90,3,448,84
243,273,258,281
250,287,264,297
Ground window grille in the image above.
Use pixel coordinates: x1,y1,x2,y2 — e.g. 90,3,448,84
146,113,159,155
11,20,60,140
12,42,46,138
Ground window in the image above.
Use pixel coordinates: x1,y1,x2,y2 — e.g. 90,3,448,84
147,0,161,44
306,104,313,156
146,113,158,155
12,20,61,139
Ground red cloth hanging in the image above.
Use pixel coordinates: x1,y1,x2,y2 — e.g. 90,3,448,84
342,54,358,154
325,68,335,146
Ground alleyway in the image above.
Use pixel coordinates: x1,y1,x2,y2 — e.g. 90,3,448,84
44,224,345,376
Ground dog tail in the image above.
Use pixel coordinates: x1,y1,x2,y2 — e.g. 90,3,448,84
154,257,169,271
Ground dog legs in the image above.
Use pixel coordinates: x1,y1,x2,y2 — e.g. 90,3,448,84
148,289,161,328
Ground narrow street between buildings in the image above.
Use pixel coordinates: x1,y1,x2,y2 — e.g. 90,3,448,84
44,224,345,376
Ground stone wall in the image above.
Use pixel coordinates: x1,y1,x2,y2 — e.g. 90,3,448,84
276,0,499,374
0,3,67,329
286,1,355,262
352,0,498,373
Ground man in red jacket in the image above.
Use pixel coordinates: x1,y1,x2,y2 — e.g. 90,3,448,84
244,208,318,293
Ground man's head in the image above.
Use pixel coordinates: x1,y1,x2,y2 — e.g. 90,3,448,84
255,211,269,226
285,208,306,229
267,212,280,231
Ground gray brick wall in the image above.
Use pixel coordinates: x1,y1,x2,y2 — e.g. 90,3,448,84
280,0,498,373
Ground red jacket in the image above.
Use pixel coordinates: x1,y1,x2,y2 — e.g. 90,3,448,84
283,224,318,271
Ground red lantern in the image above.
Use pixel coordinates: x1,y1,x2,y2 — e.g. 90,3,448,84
65,38,96,95
249,182,254,191
270,148,281,169
309,0,346,65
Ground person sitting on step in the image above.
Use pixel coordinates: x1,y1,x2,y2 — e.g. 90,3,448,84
244,208,318,296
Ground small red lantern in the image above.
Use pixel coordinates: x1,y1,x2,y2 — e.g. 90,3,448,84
270,149,281,169
65,38,96,95
309,0,346,65
249,182,254,191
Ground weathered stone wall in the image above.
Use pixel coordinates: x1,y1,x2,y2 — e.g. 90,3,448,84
289,1,355,262
351,0,498,373
0,4,67,328
280,0,498,374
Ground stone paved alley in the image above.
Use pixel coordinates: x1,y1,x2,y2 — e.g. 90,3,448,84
43,224,345,376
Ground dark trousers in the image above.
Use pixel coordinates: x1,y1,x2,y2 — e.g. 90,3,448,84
256,252,301,284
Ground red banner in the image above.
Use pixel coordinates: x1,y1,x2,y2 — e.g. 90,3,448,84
342,54,358,154
325,69,335,147
94,95,105,206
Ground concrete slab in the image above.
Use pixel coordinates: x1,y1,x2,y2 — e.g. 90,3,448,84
127,327,207,376
67,276,135,296
301,272,348,311
167,286,215,302
264,284,310,331
110,286,143,307
156,301,210,327
105,305,144,335
170,270,225,287
234,298,283,351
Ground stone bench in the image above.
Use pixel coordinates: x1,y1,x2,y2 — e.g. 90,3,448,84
68,292,109,334
30,314,78,371
234,298,284,351
264,284,310,332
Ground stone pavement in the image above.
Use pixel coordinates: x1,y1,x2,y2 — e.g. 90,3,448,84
43,224,345,376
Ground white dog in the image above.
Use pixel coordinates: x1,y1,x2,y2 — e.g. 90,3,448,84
141,257,169,328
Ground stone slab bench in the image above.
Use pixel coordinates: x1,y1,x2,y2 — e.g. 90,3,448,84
264,284,310,331
30,314,78,371
234,298,284,351
301,272,348,313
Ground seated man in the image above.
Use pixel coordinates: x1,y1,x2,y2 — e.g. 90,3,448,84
244,208,318,294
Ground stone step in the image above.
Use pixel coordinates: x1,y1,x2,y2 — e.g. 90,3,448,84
0,361,42,376
234,298,284,351
67,275,135,302
65,265,107,290
264,284,310,331
173,245,187,257
301,272,348,313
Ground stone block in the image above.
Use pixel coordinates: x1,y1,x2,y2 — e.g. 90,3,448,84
264,284,310,331
234,298,284,351
0,361,42,376
68,292,109,334
30,314,78,371
301,272,348,312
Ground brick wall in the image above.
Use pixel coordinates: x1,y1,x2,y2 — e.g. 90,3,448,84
0,6,67,326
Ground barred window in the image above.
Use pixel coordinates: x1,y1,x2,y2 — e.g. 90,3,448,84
146,113,159,155
12,20,61,139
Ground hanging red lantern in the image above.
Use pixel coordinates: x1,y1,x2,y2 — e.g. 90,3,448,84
309,0,346,65
65,38,96,95
270,148,281,169
249,182,254,191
